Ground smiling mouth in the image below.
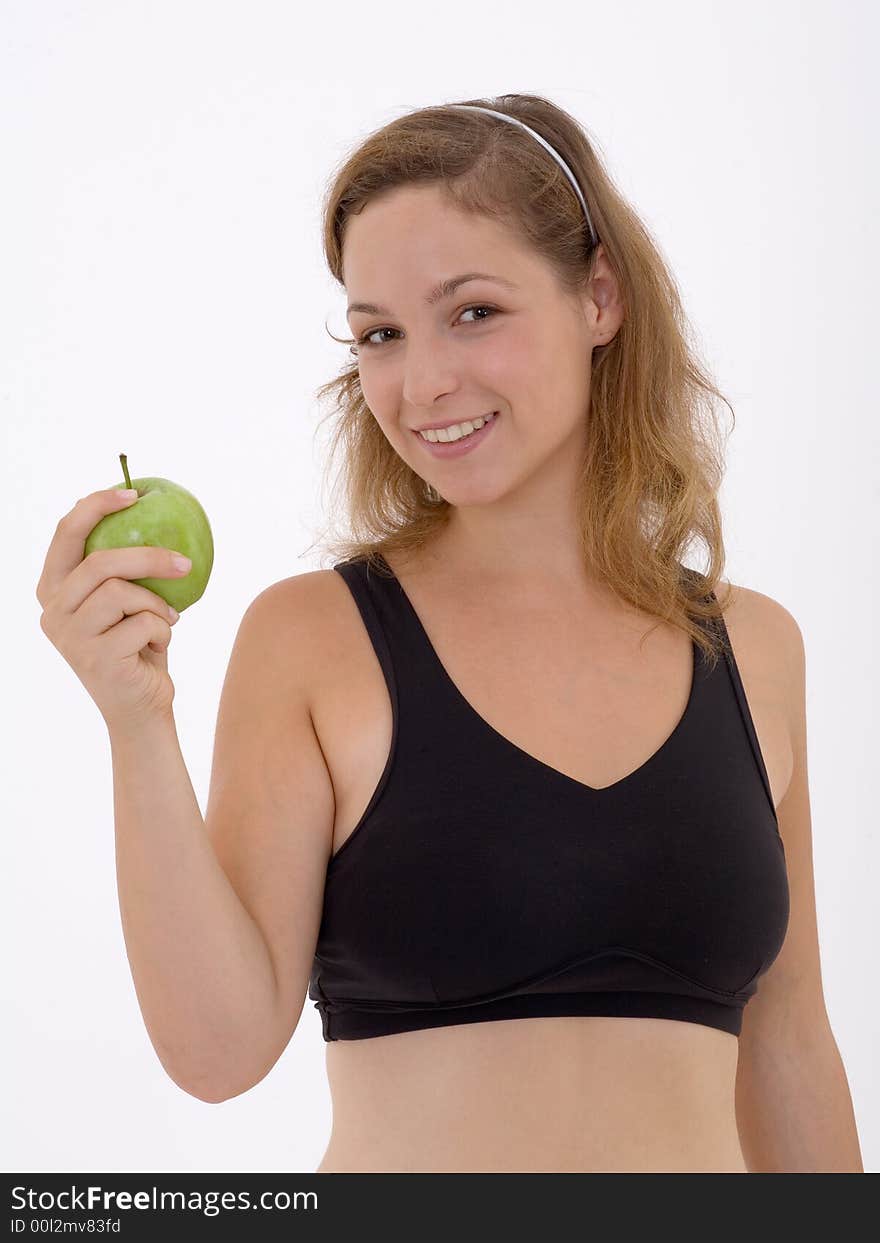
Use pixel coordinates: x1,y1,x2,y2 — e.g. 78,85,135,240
415,412,498,443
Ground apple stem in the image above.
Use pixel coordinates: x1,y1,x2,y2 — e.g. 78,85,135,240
119,453,133,491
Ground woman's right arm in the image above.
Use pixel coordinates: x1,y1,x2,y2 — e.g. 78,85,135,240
37,491,335,1102
109,579,337,1104
109,709,290,1103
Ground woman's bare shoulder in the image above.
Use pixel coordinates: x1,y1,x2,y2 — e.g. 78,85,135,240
715,577,799,658
250,567,360,701
257,566,344,606
251,567,353,641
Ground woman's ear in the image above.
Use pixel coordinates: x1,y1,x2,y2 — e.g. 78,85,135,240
585,248,624,342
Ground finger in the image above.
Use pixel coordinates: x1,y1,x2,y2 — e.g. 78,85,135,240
73,579,181,638
101,609,173,663
55,543,191,618
36,487,141,607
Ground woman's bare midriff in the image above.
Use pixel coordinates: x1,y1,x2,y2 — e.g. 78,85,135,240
303,548,793,1174
315,1016,747,1172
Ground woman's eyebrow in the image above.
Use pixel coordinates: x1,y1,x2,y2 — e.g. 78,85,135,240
347,272,519,319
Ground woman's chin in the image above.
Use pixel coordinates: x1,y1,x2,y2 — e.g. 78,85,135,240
431,481,508,509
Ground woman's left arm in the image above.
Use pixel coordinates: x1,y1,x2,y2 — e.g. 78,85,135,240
734,597,863,1173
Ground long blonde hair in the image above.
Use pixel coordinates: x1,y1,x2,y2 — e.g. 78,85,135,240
309,92,738,670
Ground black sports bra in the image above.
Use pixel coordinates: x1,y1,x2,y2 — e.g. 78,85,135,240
308,557,789,1041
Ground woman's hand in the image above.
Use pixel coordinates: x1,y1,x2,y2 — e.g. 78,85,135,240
36,488,192,732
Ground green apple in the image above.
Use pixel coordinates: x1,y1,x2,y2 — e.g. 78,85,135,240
84,453,214,613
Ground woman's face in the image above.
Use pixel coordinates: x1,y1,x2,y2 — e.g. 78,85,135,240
342,184,620,507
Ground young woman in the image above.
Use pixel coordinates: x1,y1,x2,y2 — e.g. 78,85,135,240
36,94,862,1173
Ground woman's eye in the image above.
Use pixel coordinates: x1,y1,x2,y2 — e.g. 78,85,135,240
354,304,499,350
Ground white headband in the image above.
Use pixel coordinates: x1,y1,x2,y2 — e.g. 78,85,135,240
447,104,599,248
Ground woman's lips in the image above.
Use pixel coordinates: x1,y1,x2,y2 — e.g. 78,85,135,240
412,412,500,458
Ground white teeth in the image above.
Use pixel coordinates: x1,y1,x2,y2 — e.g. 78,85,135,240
419,412,496,443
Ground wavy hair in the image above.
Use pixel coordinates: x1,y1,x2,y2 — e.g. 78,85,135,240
309,92,737,670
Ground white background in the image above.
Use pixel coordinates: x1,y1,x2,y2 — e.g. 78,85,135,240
3,0,876,1174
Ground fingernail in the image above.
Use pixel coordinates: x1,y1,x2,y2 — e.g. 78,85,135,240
171,553,191,572
115,489,138,500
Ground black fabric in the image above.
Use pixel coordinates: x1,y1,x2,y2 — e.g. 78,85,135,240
307,557,790,1041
